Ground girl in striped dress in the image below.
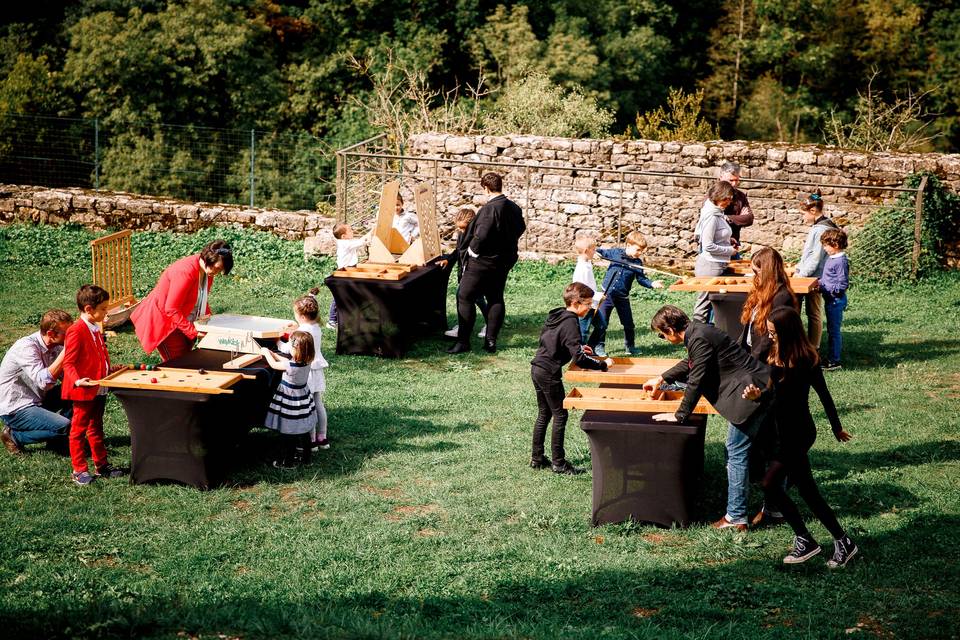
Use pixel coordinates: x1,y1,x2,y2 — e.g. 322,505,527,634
261,331,318,469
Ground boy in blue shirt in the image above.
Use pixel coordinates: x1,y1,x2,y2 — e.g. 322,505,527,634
819,228,850,370
587,232,663,357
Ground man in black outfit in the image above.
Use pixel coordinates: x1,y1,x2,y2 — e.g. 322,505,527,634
448,173,525,354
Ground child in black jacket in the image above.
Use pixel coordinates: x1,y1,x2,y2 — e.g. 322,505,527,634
530,282,613,475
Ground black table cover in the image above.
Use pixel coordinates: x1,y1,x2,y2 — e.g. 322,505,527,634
580,409,708,527
325,263,451,357
119,348,279,489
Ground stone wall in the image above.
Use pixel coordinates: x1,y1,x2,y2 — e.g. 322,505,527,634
403,134,960,266
0,184,337,255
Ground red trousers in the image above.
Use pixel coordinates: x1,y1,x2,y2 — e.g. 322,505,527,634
157,330,193,362
69,396,108,473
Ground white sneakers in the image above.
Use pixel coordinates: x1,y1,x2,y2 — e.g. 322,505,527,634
444,325,487,338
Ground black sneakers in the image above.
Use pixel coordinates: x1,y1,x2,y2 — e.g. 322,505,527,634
827,535,859,568
822,361,842,371
783,535,821,564
551,460,585,475
529,457,551,470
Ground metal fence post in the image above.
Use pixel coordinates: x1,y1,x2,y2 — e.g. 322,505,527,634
618,170,624,243
525,166,531,252
94,118,100,191
249,129,256,209
911,175,928,279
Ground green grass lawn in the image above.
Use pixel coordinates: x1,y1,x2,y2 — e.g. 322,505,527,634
1,224,958,640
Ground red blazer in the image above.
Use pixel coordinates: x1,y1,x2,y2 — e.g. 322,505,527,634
131,254,213,354
61,320,111,402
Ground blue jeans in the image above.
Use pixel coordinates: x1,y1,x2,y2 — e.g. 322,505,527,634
823,291,847,363
588,293,634,349
724,407,768,523
0,392,71,447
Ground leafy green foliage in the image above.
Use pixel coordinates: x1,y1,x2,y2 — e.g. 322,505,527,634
632,88,717,142
484,73,614,138
849,172,960,282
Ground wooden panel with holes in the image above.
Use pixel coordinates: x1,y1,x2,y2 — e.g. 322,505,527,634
565,357,681,385
563,386,718,414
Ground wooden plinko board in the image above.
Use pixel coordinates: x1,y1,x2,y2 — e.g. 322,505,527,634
565,357,681,384
726,260,796,277
331,263,416,280
194,314,291,338
409,182,440,264
563,386,717,414
95,366,249,395
669,275,817,294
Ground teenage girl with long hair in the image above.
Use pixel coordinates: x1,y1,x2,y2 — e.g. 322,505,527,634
739,247,799,362
742,306,858,567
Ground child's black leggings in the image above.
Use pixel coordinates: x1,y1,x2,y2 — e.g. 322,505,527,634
531,367,567,464
762,453,844,540
279,432,311,466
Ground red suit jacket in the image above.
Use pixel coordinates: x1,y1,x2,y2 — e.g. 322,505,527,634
61,320,111,402
131,254,213,354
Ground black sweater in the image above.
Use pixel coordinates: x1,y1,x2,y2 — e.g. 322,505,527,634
531,308,608,378
661,322,770,425
469,194,526,266
764,360,842,459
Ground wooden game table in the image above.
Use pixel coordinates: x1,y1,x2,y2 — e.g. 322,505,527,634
325,262,451,357
98,348,280,489
669,275,817,340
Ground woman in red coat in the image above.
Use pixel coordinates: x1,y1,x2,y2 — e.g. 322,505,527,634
131,240,233,361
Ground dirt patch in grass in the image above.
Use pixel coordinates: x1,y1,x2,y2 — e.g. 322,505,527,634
846,614,894,639
631,607,659,618
387,503,442,521
363,484,406,500
232,499,251,511
416,528,442,537
642,533,666,544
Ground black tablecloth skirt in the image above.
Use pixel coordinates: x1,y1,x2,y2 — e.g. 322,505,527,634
325,263,451,357
121,348,279,489
581,409,708,527
707,292,747,341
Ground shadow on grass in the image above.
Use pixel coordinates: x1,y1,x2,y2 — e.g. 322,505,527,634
5,514,957,640
845,332,960,368
224,406,479,486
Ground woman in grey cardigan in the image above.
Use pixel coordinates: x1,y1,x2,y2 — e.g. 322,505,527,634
692,181,738,322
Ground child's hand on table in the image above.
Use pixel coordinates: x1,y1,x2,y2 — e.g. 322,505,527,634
604,358,614,368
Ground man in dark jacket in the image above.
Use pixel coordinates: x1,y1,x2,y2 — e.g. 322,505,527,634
643,305,771,531
448,173,525,354
530,282,612,475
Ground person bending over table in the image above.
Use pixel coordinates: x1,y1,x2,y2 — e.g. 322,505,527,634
642,304,771,532
131,240,234,361
0,309,73,454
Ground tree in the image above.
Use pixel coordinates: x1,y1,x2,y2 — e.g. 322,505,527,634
633,88,717,141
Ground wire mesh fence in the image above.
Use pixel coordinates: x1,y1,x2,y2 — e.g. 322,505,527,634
0,113,332,210
336,134,926,277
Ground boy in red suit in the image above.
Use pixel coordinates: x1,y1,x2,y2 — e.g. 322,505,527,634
62,285,125,486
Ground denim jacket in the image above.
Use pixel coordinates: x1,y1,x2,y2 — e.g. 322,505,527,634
598,248,654,297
